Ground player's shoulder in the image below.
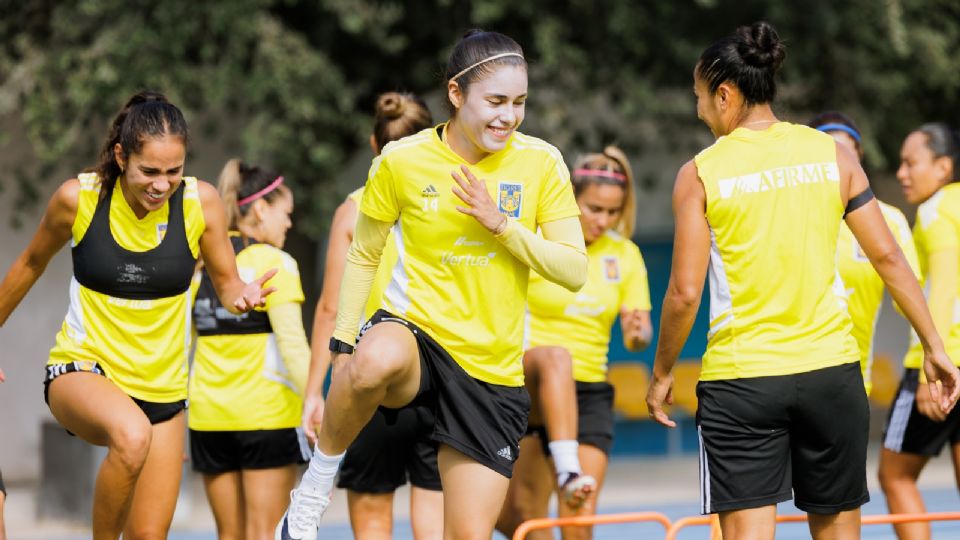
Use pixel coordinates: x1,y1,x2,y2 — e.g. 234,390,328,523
510,131,563,162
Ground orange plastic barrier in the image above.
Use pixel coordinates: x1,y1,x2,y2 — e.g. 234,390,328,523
666,511,960,539
862,511,960,526
512,511,672,540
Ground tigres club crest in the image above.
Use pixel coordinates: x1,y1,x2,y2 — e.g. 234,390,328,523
603,256,620,282
498,182,523,218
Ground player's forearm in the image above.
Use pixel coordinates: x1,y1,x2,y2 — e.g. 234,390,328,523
653,284,700,377
494,216,587,291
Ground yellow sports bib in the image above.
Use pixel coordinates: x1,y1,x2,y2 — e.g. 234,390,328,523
48,173,205,402
189,242,306,430
695,122,858,381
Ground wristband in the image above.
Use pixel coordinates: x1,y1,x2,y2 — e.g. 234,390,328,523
328,337,355,354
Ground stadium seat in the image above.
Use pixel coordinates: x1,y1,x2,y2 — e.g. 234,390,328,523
671,361,702,415
870,354,901,407
608,362,651,420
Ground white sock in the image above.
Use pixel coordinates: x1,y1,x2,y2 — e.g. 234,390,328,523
549,439,582,484
299,446,345,495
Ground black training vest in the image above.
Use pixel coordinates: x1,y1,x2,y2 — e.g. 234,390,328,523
72,182,197,300
193,236,272,336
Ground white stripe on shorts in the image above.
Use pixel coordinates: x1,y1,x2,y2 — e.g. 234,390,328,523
883,383,916,453
295,427,313,462
698,425,711,514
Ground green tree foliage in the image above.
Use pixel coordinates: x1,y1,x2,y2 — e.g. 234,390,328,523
1,0,958,233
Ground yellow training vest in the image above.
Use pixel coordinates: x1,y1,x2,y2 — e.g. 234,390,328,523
695,122,858,381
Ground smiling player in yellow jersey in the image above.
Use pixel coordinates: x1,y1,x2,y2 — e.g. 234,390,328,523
810,112,921,395
305,92,442,540
498,146,652,540
646,23,958,540
279,31,587,540
0,92,274,540
880,123,960,540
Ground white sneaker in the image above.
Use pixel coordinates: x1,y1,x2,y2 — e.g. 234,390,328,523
275,488,330,540
560,472,597,509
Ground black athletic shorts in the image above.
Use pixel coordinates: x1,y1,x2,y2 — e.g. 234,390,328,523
0,468,5,497
44,362,186,425
190,428,311,474
883,368,960,456
528,380,616,456
359,310,530,478
337,401,442,493
696,361,869,515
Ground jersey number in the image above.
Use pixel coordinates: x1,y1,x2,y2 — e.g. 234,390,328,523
422,197,439,212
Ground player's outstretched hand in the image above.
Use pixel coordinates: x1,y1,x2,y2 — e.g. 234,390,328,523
232,268,278,312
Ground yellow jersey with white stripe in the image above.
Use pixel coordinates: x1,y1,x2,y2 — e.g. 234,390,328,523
48,173,205,402
903,183,960,369
527,230,651,382
837,201,920,393
189,243,305,430
695,122,859,381
348,187,396,323
361,125,580,386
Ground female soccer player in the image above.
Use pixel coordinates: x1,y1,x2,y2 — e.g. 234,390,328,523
880,123,960,540
278,30,588,540
809,112,920,395
0,91,274,539
498,146,652,540
646,22,959,540
305,92,442,539
189,159,311,540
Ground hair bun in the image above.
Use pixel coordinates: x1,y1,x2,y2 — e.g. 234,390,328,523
736,21,786,71
124,90,169,109
376,92,406,120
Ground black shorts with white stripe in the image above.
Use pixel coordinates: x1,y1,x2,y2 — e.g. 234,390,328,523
883,368,960,456
696,361,869,515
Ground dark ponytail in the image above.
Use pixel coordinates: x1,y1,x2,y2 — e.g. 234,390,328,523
93,90,189,191
915,123,960,181
696,21,786,105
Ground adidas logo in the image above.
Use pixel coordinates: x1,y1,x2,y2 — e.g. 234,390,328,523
497,446,513,460
422,184,439,197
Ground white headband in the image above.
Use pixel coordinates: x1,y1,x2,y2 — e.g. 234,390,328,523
448,52,525,84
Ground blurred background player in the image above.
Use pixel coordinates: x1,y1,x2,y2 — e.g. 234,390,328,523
498,146,651,540
880,123,960,540
305,92,442,540
809,112,920,395
189,159,311,540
